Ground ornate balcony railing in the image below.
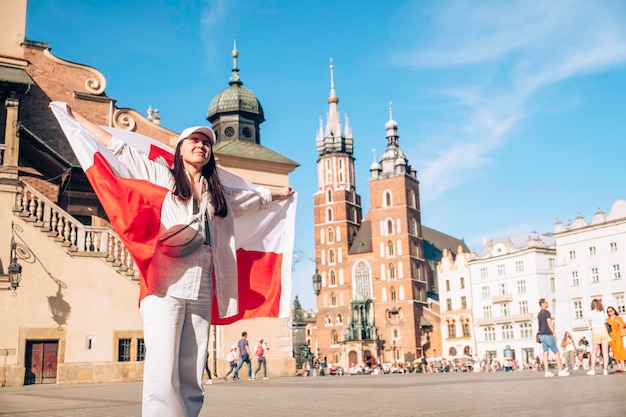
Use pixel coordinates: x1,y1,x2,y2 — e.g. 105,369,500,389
13,182,138,279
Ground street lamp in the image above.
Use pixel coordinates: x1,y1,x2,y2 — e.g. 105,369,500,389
7,237,22,291
312,268,322,296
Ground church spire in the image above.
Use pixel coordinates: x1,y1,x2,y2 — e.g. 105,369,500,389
316,58,353,156
229,39,243,87
325,58,342,137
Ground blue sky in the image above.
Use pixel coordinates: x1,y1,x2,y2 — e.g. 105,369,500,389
26,0,626,311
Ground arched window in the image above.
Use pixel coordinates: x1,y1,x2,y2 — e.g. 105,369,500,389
411,219,418,236
353,260,372,298
330,292,337,307
387,241,394,256
328,249,335,264
388,263,395,280
332,330,338,344
447,319,457,338
409,190,416,209
327,227,334,243
325,314,332,325
327,189,332,202
336,313,343,324
393,329,399,338
326,208,333,222
390,287,397,301
384,191,392,207
462,319,471,337
330,270,336,286
449,347,457,356
387,219,394,235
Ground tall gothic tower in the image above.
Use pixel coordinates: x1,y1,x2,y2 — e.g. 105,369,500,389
368,104,429,361
313,60,363,359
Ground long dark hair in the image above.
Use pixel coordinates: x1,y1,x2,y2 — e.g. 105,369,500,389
171,142,228,218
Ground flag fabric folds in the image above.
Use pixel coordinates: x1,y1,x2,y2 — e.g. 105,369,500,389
50,102,295,323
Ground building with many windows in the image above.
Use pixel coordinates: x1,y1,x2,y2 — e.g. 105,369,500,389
311,62,466,370
553,199,626,343
437,246,477,362
470,233,556,368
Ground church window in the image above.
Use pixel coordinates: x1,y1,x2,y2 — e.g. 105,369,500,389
337,314,343,324
387,220,394,235
388,263,395,280
387,241,394,256
329,249,335,264
326,208,333,222
390,286,397,301
383,191,392,207
327,189,332,202
327,227,334,243
331,292,337,307
331,330,338,344
353,260,372,298
330,270,336,286
409,190,416,209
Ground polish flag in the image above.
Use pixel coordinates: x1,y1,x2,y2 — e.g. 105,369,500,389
49,102,295,323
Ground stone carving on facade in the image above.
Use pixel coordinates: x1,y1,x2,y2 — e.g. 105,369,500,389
113,109,137,131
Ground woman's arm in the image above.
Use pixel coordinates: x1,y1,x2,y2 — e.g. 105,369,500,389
66,105,112,147
67,105,169,185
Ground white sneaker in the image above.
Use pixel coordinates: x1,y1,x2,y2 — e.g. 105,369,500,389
587,370,595,376
603,370,608,376
544,371,554,377
557,370,570,377
263,377,269,380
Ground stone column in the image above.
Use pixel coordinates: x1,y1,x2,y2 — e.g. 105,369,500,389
3,97,20,167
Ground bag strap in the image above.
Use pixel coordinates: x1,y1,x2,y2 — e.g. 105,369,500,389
158,218,199,243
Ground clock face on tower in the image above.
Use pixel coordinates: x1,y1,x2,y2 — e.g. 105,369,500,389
224,126,235,137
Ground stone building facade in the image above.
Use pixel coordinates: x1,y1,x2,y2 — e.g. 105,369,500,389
0,0,297,386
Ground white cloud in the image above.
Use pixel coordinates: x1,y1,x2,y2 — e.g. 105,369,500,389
399,0,626,201
200,0,233,65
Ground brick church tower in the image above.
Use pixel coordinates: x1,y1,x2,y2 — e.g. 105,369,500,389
312,61,436,370
312,60,364,363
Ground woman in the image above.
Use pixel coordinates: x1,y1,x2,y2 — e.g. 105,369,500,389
587,299,610,376
560,332,577,371
606,306,626,372
67,107,293,416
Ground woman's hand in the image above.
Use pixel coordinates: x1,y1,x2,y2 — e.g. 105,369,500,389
271,186,294,201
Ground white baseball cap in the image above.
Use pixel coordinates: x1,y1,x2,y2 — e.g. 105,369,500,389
177,126,216,146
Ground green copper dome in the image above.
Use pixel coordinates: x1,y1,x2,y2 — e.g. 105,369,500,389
207,84,265,120
207,45,265,121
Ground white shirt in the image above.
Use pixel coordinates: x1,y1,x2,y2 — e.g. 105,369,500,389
108,136,272,318
588,309,607,328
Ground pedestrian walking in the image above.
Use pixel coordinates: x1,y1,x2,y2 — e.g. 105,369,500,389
254,337,270,380
223,345,239,381
537,298,569,377
204,351,213,384
234,331,253,380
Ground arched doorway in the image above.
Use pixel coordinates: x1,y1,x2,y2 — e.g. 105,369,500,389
348,350,358,367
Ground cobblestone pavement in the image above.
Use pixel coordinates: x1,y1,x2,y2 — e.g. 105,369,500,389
1,369,624,417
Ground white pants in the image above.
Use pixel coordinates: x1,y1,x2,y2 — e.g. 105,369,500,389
140,254,213,417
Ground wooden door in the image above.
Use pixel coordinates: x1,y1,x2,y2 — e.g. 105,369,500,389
24,341,58,385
